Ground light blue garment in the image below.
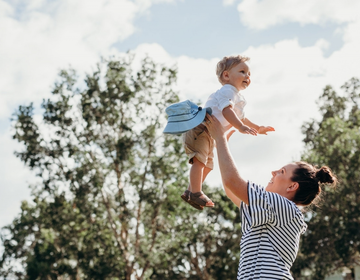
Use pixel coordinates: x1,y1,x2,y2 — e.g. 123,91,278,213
163,100,212,134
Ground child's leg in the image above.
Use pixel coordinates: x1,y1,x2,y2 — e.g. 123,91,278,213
189,157,214,207
202,166,212,182
183,161,213,210
187,165,212,190
188,157,205,193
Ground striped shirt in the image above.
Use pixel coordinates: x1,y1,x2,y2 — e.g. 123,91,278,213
238,182,307,280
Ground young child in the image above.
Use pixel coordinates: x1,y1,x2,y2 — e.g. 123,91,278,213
181,55,275,210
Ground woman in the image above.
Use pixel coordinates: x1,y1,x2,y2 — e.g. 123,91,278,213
204,114,337,280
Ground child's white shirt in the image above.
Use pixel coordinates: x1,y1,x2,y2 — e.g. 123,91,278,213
205,84,247,127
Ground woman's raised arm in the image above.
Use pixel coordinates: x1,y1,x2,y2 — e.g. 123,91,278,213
204,114,249,205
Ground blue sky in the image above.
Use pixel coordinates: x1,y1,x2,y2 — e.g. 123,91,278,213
121,0,344,58
1,0,360,229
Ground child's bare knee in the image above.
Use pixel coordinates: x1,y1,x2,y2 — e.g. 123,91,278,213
192,157,205,166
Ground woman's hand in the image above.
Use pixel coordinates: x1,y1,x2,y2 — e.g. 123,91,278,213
204,114,227,142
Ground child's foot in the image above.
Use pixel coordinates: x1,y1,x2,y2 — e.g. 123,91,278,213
181,190,204,210
189,191,214,208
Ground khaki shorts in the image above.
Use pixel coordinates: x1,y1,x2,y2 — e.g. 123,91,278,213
182,125,215,169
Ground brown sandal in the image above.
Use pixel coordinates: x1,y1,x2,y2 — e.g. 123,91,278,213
181,190,204,210
189,191,214,208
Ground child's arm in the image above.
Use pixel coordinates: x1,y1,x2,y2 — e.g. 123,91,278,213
222,106,257,136
243,118,275,135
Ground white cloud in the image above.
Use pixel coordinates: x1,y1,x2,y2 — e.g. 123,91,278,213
132,43,175,65
343,20,360,45
237,0,360,30
135,0,176,12
0,0,166,120
131,43,220,102
177,56,220,101
0,131,35,227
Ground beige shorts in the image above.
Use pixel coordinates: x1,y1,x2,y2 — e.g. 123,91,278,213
182,125,215,169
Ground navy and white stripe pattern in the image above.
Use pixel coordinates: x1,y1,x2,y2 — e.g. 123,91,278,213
237,182,307,280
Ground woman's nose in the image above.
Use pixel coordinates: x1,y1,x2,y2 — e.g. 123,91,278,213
271,170,276,176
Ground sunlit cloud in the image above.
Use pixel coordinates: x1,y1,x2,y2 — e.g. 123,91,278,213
0,0,172,119
237,0,360,30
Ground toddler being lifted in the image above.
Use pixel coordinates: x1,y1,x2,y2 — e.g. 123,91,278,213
165,55,275,210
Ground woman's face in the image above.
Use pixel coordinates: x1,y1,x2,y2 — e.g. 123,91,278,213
266,163,298,196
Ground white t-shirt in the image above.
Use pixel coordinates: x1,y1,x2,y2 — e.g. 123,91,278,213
205,84,246,127
238,182,307,280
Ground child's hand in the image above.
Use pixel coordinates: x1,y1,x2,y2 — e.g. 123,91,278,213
238,125,257,136
258,126,275,135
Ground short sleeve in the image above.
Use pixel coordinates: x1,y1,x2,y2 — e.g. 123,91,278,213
216,87,237,111
242,182,303,228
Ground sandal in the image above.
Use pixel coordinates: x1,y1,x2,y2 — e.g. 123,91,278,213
189,191,214,208
181,190,204,211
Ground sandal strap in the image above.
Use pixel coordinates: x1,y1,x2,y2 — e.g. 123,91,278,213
189,191,213,206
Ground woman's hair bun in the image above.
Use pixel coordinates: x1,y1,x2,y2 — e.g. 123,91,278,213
292,162,338,206
315,166,336,185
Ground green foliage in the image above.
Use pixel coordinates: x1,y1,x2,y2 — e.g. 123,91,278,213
292,77,360,280
1,55,241,279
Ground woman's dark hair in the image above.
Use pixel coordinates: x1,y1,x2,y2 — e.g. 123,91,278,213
291,161,338,206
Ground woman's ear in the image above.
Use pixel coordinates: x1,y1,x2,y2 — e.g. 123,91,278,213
287,182,299,192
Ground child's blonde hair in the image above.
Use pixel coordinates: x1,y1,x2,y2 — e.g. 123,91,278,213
216,55,250,85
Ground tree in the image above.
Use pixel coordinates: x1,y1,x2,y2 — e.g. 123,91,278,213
292,78,360,280
0,54,241,279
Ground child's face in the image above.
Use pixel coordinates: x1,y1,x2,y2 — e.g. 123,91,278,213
222,62,251,91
